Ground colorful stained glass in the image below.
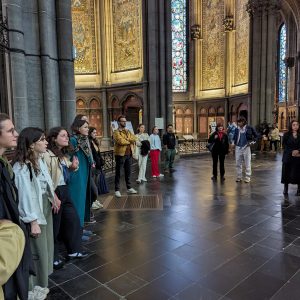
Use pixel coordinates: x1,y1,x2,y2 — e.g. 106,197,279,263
171,0,187,92
278,24,287,103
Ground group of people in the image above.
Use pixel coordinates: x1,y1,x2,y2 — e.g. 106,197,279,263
208,117,258,183
260,123,281,152
209,117,300,196
113,115,177,198
0,113,108,300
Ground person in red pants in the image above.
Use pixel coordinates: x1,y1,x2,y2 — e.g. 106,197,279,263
149,126,164,178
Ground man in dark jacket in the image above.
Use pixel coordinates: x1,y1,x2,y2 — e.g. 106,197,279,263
233,117,258,183
0,113,33,300
163,124,177,173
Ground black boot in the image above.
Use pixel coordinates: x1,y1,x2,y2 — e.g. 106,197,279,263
283,184,288,195
296,185,300,196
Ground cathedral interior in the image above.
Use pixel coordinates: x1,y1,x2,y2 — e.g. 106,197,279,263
1,0,300,299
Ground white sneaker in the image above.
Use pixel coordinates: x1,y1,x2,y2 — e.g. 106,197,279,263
152,175,157,178
28,291,35,300
115,191,122,198
236,178,242,182
95,200,103,208
136,179,141,184
127,188,137,194
34,286,49,295
142,178,147,182
92,202,100,210
158,174,164,177
244,178,251,183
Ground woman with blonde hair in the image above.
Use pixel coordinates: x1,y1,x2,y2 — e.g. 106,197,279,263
135,124,150,183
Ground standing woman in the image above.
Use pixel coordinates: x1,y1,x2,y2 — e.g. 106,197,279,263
88,127,108,198
281,120,300,195
69,119,93,228
208,123,229,181
13,127,58,296
45,127,88,268
135,124,150,183
149,126,164,178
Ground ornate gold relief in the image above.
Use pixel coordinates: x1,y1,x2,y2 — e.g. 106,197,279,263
202,0,225,90
112,0,142,72
191,24,201,40
223,16,234,32
234,0,249,86
72,0,97,74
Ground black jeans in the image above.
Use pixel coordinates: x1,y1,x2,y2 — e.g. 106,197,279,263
270,140,278,151
53,185,82,260
115,155,132,191
212,153,225,178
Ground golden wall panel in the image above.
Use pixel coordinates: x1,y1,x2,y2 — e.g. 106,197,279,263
72,0,97,74
234,0,249,86
112,0,142,72
202,0,225,90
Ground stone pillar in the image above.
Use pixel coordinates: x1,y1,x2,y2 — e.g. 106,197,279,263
4,0,28,130
101,88,110,148
144,0,172,130
38,0,61,129
56,0,76,129
247,0,280,126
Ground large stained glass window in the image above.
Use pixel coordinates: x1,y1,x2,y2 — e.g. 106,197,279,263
171,0,187,92
278,24,287,103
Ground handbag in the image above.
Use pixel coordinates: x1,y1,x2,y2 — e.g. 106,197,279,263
131,144,139,160
206,142,215,152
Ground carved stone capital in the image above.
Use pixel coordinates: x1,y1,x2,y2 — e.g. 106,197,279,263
246,0,280,17
191,24,201,40
223,16,234,32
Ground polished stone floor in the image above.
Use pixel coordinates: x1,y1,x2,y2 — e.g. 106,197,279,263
48,152,300,300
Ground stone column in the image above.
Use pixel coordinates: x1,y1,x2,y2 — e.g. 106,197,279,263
144,0,172,130
56,0,76,129
4,0,28,130
101,88,110,148
247,0,280,126
38,0,61,129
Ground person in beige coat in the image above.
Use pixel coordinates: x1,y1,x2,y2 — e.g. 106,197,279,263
0,221,25,300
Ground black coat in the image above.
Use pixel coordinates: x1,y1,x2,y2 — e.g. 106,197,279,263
208,131,229,155
0,158,34,300
90,141,105,170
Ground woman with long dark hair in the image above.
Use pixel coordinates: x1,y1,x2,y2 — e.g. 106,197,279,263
13,127,58,298
208,123,229,181
45,127,88,268
88,127,108,203
281,120,300,195
149,126,164,178
69,119,93,228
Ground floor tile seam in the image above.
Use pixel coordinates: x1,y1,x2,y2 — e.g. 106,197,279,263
53,263,87,286
81,272,124,298
221,252,282,299
269,269,300,299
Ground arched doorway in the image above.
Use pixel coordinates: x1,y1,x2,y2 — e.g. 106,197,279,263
122,94,143,132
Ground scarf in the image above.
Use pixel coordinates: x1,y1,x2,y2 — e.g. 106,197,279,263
217,131,224,141
75,135,93,163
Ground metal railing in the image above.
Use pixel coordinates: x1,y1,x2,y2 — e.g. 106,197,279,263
178,139,209,154
101,150,115,173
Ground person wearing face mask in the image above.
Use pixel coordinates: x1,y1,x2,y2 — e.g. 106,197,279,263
113,115,137,198
208,122,229,181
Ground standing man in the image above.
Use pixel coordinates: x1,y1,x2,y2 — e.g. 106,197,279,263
163,124,176,173
0,113,32,300
113,115,137,197
233,117,258,183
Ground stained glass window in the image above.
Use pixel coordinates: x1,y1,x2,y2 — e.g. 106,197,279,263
278,24,287,103
171,0,187,92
